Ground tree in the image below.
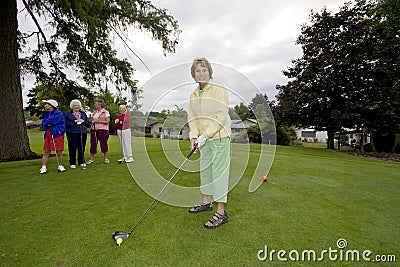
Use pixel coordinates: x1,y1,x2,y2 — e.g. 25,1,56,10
276,0,399,151
276,126,297,146
157,105,187,138
94,90,128,135
247,93,276,144
249,93,267,115
233,102,251,120
276,2,379,149
0,0,180,161
25,82,94,116
366,0,400,151
228,107,240,120
246,124,261,143
366,0,400,152
0,0,35,160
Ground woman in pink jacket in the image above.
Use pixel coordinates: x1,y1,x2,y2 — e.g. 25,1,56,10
87,99,110,164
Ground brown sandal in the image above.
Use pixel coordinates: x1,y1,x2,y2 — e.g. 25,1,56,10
204,211,228,229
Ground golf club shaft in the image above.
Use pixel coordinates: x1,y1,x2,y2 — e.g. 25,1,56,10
129,147,196,234
121,114,124,159
80,124,85,163
50,127,61,166
93,122,98,145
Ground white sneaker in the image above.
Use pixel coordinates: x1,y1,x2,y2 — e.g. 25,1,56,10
125,158,134,163
58,165,66,172
40,166,47,174
70,165,76,169
117,158,125,163
80,163,87,170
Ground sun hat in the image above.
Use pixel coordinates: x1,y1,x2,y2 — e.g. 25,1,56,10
43,99,58,108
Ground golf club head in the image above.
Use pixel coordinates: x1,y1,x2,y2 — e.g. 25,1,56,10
112,231,130,245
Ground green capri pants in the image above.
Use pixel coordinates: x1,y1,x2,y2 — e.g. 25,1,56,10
200,137,230,203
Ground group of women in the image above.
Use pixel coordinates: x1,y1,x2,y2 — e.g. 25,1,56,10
39,99,133,174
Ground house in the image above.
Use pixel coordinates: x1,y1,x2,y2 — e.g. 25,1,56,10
149,121,163,138
146,117,256,139
231,118,257,136
131,117,157,136
148,116,189,139
295,127,372,145
132,117,148,133
338,129,371,147
295,128,328,143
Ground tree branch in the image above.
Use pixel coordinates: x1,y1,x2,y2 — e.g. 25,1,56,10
21,31,39,39
21,0,63,77
110,23,152,75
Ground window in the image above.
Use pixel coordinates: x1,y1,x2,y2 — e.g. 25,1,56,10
301,131,316,138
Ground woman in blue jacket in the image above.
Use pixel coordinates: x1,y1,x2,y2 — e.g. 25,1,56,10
65,99,90,170
40,99,66,174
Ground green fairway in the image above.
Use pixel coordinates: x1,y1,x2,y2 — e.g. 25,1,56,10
0,129,399,266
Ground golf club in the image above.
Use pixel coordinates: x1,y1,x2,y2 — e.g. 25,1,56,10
93,120,98,147
50,131,63,173
117,114,124,164
112,144,197,246
78,116,86,170
90,117,99,164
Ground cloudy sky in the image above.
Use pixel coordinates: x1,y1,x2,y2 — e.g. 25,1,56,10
116,0,347,112
20,0,348,112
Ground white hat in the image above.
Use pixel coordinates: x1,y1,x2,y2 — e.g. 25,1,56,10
43,99,58,108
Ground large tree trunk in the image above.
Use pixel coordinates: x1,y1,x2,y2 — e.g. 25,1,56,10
326,127,335,149
0,0,37,161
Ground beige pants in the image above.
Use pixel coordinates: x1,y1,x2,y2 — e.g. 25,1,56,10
117,129,132,159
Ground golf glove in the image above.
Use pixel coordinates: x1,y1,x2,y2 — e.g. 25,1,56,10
115,119,119,124
196,134,207,148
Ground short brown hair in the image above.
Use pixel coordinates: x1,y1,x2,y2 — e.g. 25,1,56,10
191,57,213,79
94,98,105,108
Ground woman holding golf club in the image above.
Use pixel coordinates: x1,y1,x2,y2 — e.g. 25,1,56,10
114,105,133,163
87,99,110,164
65,99,90,170
188,57,231,229
40,99,66,174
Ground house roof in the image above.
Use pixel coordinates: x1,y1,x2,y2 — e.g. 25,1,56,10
244,118,257,124
230,118,257,129
231,120,245,129
133,118,157,127
147,121,161,127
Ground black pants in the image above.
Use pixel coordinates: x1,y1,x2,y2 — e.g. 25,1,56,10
66,132,87,165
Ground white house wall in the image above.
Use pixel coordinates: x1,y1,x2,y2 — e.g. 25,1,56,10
296,128,328,143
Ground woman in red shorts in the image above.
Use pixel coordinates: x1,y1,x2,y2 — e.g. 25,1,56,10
40,99,66,174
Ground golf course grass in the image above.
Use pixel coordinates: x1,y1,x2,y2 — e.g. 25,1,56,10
0,129,399,266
